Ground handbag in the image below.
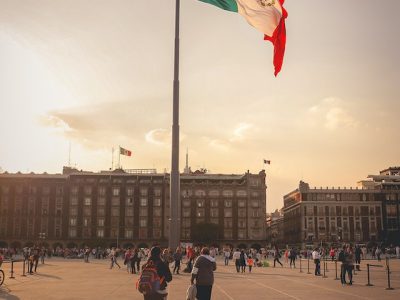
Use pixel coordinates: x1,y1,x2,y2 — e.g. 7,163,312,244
186,284,197,300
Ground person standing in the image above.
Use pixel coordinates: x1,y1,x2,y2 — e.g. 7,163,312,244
338,246,347,285
396,245,400,259
273,247,283,268
247,256,254,273
33,247,40,272
131,248,139,274
312,248,321,276
354,245,362,271
232,248,241,273
191,247,217,300
329,247,335,261
375,247,382,261
223,248,230,266
289,248,296,268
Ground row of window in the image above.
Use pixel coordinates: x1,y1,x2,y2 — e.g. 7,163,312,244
183,208,261,218
182,199,259,208
303,205,382,217
68,228,162,239
69,196,162,207
181,189,260,198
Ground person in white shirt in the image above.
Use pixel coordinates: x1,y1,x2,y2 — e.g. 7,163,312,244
396,246,400,259
223,248,230,266
232,249,241,273
312,249,321,276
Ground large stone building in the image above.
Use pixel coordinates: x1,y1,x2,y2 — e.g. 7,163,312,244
282,167,400,248
265,209,284,246
0,167,267,249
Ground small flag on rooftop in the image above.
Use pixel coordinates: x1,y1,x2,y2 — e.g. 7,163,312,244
198,0,288,76
120,146,132,157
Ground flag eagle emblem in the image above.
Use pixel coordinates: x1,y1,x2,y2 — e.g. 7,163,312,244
257,0,275,7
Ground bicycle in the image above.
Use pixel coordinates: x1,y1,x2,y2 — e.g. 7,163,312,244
0,261,4,286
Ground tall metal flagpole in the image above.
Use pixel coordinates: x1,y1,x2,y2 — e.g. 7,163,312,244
169,0,181,250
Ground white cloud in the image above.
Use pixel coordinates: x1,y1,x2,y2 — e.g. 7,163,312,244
230,122,254,142
145,128,170,146
308,97,359,131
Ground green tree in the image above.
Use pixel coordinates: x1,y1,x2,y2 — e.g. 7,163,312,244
192,222,219,244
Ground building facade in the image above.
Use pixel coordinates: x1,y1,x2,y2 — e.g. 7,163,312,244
0,168,266,249
282,167,400,247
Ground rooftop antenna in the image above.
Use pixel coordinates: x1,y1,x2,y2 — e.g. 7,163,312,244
68,142,71,167
184,147,190,174
111,147,114,170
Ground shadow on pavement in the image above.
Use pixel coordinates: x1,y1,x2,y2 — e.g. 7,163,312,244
0,288,21,300
34,273,62,280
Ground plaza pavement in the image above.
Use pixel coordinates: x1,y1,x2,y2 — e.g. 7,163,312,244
0,256,399,300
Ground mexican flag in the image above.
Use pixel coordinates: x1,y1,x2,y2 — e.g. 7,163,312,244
119,146,132,156
198,0,288,76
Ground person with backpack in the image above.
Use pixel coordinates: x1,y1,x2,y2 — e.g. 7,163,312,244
191,247,217,300
137,246,172,300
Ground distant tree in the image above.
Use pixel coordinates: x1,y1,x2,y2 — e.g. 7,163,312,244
192,222,219,244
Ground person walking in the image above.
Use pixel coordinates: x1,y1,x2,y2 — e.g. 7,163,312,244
312,248,321,276
191,247,217,300
273,247,283,268
232,248,241,273
173,247,182,275
140,246,172,300
239,250,247,273
110,248,121,269
345,246,354,285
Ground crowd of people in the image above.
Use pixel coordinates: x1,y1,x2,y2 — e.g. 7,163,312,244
0,243,399,299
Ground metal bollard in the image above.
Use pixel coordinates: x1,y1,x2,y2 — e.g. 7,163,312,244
366,264,373,286
386,258,394,290
22,258,26,277
325,256,329,272
9,260,15,279
300,258,303,273
334,260,339,280
323,258,327,278
307,257,311,274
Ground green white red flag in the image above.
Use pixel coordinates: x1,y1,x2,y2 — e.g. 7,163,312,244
119,146,132,156
198,0,288,76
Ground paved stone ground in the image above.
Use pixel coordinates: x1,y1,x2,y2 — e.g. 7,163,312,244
0,256,399,299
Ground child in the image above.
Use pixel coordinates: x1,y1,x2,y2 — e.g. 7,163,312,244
247,256,254,273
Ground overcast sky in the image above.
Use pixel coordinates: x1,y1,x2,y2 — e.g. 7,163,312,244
1,0,399,212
